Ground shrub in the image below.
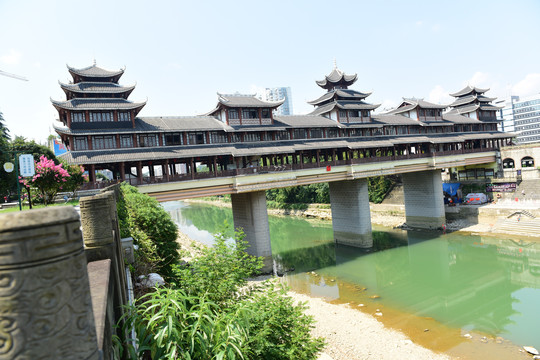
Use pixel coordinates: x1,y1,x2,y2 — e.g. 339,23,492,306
118,183,180,279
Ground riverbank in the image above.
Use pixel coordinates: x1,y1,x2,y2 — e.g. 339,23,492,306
175,229,450,360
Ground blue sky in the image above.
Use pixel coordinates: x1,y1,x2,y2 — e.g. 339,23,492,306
1,0,539,143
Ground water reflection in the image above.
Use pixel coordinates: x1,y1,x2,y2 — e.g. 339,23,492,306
166,201,540,350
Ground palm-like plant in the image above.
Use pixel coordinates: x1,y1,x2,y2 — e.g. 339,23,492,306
0,111,10,143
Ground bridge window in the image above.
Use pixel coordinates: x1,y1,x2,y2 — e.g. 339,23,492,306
326,129,339,138
74,136,88,150
72,112,86,123
93,136,116,150
310,129,322,138
188,132,206,145
210,132,227,144
165,133,183,146
90,112,114,122
242,109,259,119
293,129,307,139
230,133,241,143
244,133,260,142
521,156,535,168
118,112,131,121
228,109,239,119
275,131,290,140
261,132,272,141
502,158,515,169
120,135,133,148
139,134,158,147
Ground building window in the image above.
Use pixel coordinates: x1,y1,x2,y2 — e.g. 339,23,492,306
187,132,205,145
339,110,347,119
139,134,158,147
228,109,239,119
261,132,272,141
120,135,133,148
74,136,88,150
118,112,131,121
242,109,258,119
502,158,515,169
165,133,183,146
521,156,535,168
362,110,370,118
93,136,116,150
230,133,241,143
261,108,271,118
348,110,359,117
90,112,114,122
72,112,86,122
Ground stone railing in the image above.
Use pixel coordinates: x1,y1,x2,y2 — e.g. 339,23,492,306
0,184,132,360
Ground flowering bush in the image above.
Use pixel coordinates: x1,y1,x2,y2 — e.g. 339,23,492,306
19,155,70,205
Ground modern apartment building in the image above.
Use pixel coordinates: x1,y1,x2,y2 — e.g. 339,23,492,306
497,94,540,144
265,87,293,115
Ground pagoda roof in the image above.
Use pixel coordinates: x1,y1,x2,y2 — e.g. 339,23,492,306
449,94,497,107
51,98,146,112
316,67,357,90
441,113,482,124
67,64,125,79
308,89,372,105
309,101,380,116
449,85,490,98
59,81,136,95
445,103,502,116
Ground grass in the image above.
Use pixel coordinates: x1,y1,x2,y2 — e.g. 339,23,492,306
0,199,80,214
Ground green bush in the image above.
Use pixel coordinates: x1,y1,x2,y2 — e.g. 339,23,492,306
119,224,325,359
118,183,180,279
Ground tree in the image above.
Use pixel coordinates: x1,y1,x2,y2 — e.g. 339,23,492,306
0,111,9,143
26,155,70,205
61,162,88,198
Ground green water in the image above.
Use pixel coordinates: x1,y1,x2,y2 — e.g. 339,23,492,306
164,201,540,350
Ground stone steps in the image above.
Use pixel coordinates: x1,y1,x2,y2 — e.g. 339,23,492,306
494,218,540,236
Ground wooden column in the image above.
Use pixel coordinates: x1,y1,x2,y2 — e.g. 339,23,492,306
164,159,169,181
119,162,125,181
136,162,143,184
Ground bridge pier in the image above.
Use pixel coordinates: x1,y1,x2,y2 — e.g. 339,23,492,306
329,179,373,248
231,191,273,273
402,170,445,229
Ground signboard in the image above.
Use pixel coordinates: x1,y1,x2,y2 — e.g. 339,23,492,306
3,162,14,173
486,183,516,193
19,154,35,177
53,139,67,156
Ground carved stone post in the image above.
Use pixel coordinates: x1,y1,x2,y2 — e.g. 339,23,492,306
0,207,99,359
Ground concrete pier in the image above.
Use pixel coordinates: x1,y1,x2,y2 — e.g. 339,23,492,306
329,179,373,248
231,191,273,272
402,170,445,229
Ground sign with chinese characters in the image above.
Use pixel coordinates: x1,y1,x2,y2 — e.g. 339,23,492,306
19,154,35,177
486,183,516,193
3,162,14,173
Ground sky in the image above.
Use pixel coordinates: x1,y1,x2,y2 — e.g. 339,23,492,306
1,0,539,143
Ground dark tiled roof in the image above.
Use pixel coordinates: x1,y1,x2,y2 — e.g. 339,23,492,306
316,67,357,89
67,64,124,78
449,94,498,107
441,114,482,124
218,93,284,108
336,101,380,111
372,114,419,125
388,99,447,115
307,89,371,105
51,98,146,111
60,81,135,94
446,104,479,115
449,85,489,98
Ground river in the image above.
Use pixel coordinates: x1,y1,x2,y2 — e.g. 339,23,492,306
163,200,540,357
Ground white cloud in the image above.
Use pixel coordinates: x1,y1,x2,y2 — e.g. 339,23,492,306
511,73,540,97
0,49,22,65
376,99,398,113
431,24,441,32
415,20,423,27
428,85,452,105
465,72,491,88
249,85,266,98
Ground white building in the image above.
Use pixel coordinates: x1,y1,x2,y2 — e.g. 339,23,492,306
264,87,293,115
497,94,540,144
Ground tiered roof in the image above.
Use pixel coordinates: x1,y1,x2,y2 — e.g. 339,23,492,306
446,85,501,120
205,93,284,117
387,98,447,115
67,64,125,83
316,67,357,90
60,81,136,99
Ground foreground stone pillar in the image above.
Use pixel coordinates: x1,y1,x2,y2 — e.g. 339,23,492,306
402,170,445,229
0,207,99,360
329,179,373,247
231,191,273,272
